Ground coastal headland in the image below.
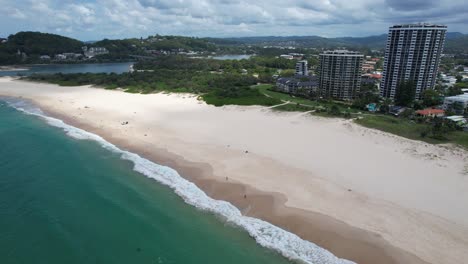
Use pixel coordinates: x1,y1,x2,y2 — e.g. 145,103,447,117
1,77,467,264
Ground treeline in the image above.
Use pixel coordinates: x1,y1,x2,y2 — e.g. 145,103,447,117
0,32,243,65
136,55,296,72
26,56,284,106
145,35,217,52
444,35,468,54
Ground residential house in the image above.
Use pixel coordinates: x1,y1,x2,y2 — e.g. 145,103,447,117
440,74,457,87
443,94,468,115
416,108,445,118
445,116,468,131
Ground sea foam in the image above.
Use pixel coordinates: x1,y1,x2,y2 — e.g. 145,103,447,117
4,98,355,264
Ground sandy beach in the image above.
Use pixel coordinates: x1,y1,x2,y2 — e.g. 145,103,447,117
1,76,468,264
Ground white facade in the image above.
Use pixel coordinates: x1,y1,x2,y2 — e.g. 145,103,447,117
440,74,457,87
83,47,109,58
443,94,468,114
295,60,308,76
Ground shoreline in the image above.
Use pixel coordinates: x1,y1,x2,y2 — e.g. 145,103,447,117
1,77,467,264
18,99,426,264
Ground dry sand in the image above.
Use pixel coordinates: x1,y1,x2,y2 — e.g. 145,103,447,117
1,77,468,264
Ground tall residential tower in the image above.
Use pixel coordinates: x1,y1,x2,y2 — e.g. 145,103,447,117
318,50,363,100
380,23,447,100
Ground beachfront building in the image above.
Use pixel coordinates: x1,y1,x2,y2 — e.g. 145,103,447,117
380,23,447,100
276,76,318,95
318,50,363,100
295,60,308,76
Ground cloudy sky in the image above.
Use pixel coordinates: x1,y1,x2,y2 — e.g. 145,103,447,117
1,0,467,40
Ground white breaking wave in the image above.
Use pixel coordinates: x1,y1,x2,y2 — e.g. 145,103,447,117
4,98,355,264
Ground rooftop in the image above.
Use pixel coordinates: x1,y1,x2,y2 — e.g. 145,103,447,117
390,23,447,31
445,116,467,122
320,50,363,56
416,109,445,116
445,94,468,102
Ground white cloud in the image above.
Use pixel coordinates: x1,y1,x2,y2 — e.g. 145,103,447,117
0,0,466,39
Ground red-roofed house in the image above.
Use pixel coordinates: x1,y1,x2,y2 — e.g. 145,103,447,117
416,108,445,118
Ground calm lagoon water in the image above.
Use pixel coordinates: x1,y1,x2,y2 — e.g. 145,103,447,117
0,62,133,77
211,54,252,60
0,100,293,264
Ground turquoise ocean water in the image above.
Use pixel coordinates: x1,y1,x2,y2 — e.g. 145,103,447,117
0,98,351,264
0,99,294,264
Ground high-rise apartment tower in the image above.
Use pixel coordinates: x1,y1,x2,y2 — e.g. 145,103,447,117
318,50,363,100
380,23,447,100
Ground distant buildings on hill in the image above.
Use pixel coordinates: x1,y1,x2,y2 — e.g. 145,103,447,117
380,23,447,100
38,46,109,61
280,53,304,60
82,46,109,58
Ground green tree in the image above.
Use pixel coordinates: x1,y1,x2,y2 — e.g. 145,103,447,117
430,117,455,140
353,83,379,109
379,98,392,113
449,101,466,115
447,86,463,96
328,105,341,116
422,89,442,107
395,81,416,106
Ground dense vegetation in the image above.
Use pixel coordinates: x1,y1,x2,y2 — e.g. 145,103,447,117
0,32,241,65
0,32,84,64
26,56,282,106
444,35,468,54
2,31,468,66
145,35,217,51
356,115,468,148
